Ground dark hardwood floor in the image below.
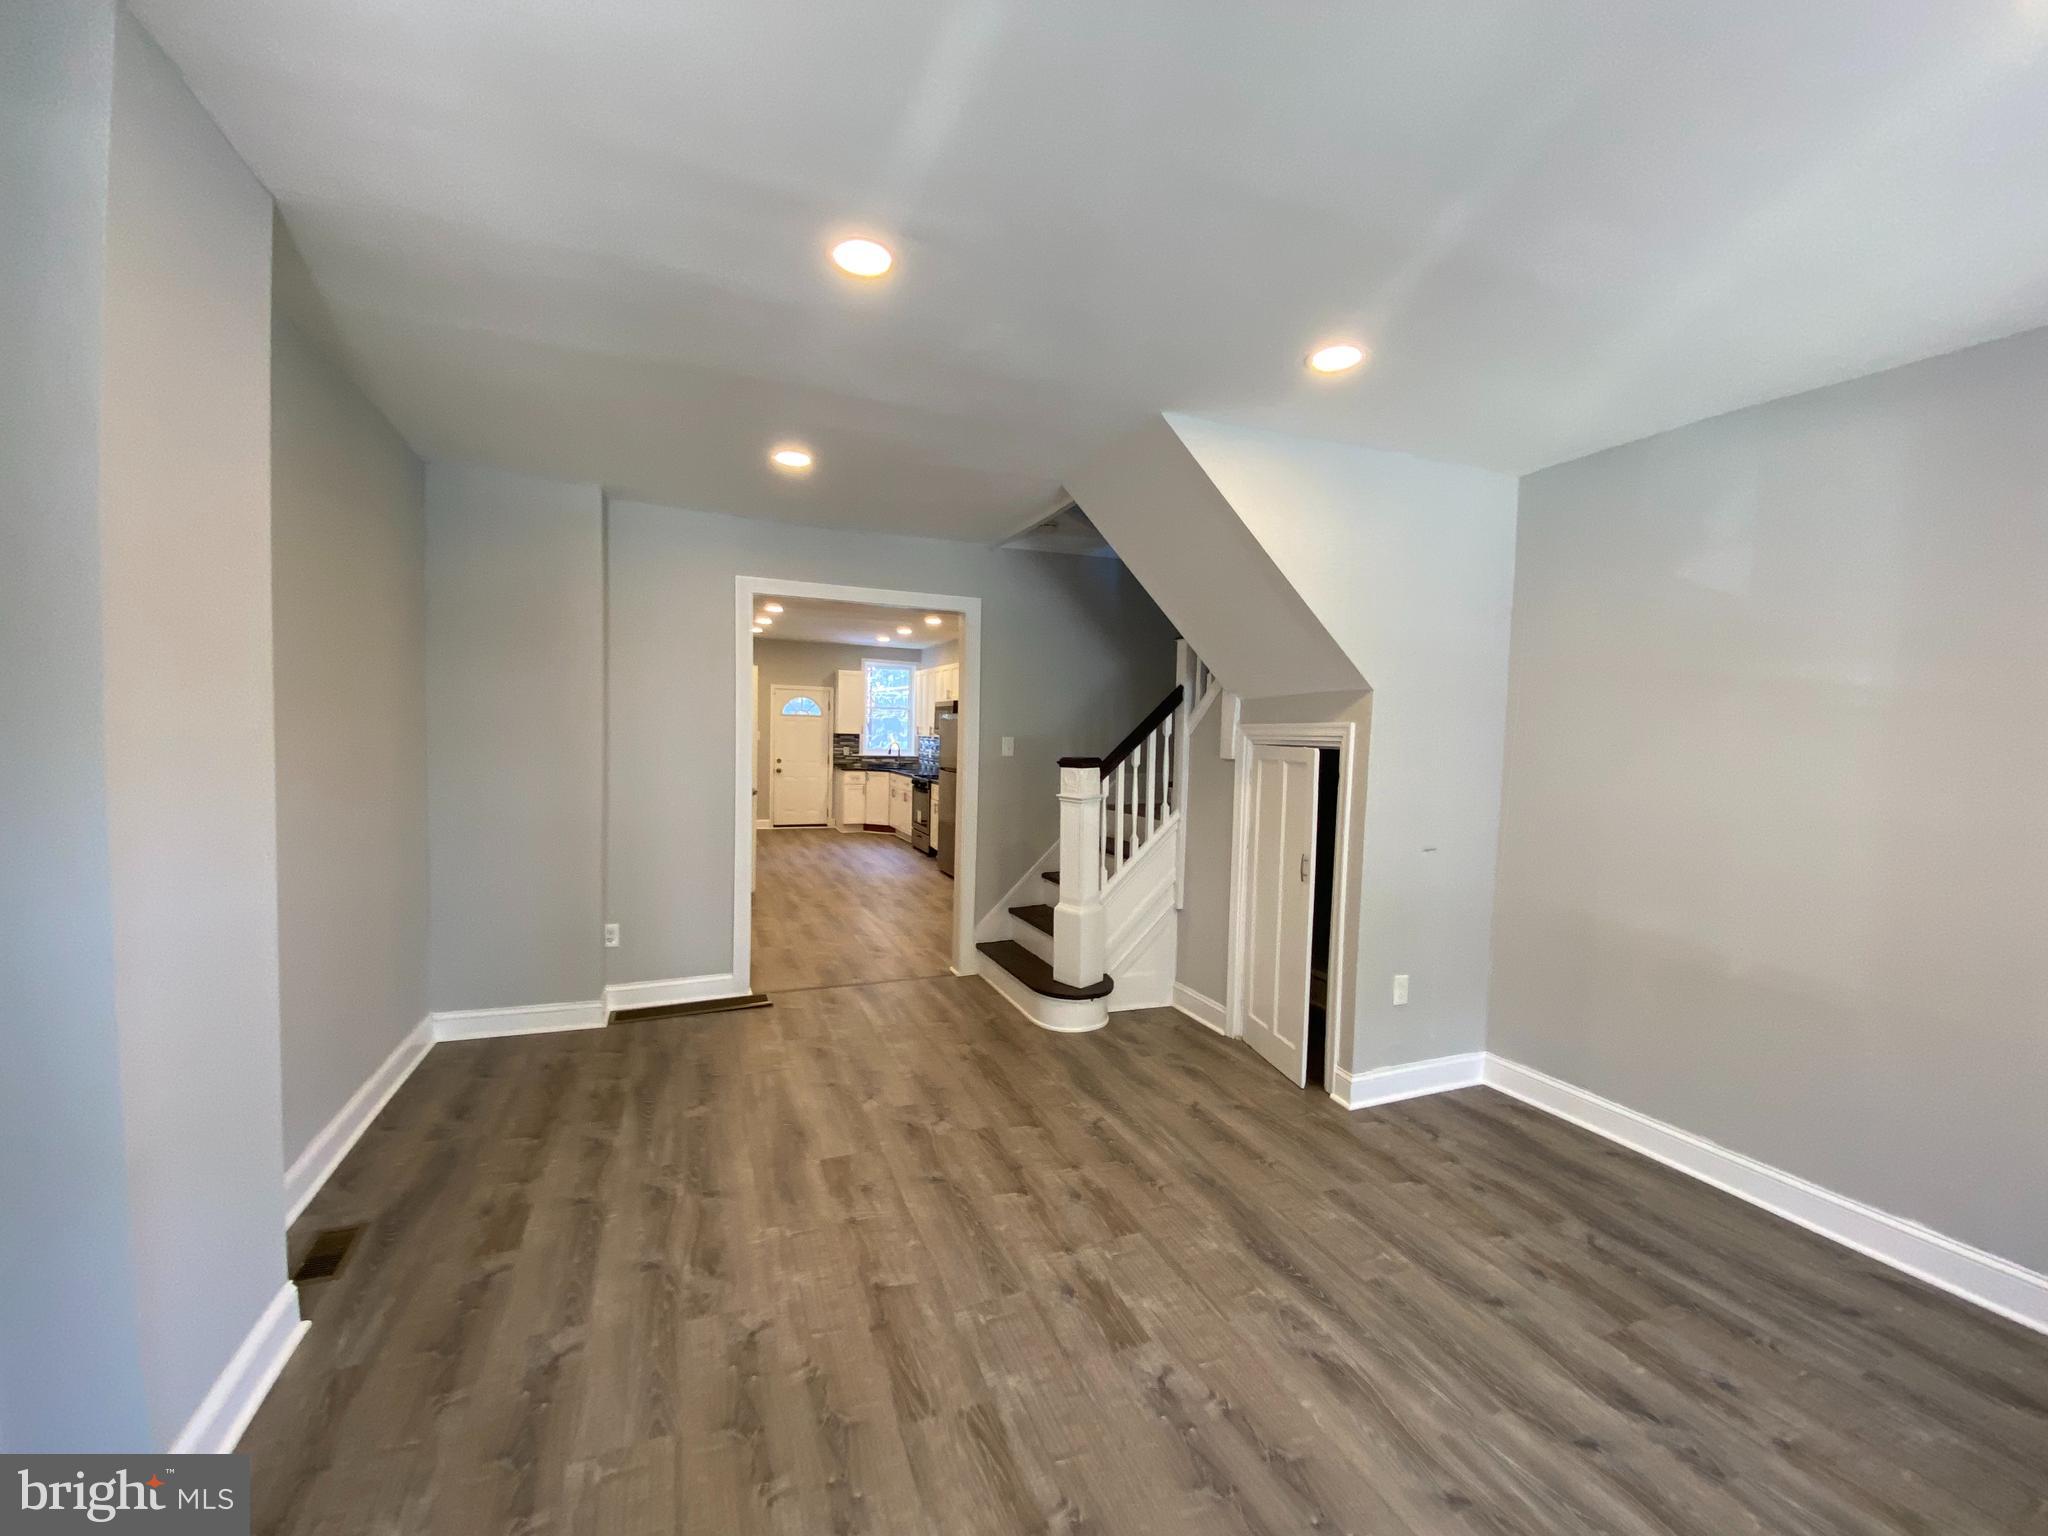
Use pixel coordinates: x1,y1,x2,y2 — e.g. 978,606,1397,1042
245,977,2048,1534
750,826,953,994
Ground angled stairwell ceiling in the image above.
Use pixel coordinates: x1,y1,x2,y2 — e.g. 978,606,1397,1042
1063,418,1366,699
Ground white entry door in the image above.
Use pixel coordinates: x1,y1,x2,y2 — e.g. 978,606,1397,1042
769,685,832,825
1240,743,1319,1086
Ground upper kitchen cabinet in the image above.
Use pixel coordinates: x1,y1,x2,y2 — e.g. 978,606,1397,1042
914,661,963,735
834,669,865,734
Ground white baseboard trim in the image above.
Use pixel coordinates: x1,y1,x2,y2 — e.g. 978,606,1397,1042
602,972,744,1013
284,1015,433,1225
1482,1055,2048,1337
430,999,605,1041
1171,982,1228,1036
169,1282,308,1454
1333,1051,1485,1109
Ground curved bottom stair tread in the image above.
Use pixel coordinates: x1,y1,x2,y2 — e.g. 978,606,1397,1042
976,940,1114,1001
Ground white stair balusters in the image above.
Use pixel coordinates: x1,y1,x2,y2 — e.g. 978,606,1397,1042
1047,685,1187,999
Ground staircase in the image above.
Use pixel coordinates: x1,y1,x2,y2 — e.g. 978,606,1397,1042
977,643,1226,1032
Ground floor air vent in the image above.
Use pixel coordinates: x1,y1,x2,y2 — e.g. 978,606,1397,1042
291,1224,362,1287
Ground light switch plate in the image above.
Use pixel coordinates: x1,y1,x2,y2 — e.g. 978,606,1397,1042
604,923,620,948
1392,973,1409,1005
1001,736,1015,757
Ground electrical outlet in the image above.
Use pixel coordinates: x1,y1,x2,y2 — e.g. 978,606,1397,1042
1392,973,1409,1005
604,923,620,948
1001,736,1015,757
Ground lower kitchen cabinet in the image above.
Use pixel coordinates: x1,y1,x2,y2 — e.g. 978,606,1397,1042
836,771,865,829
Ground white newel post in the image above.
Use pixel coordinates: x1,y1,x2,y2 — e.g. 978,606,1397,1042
1054,760,1107,987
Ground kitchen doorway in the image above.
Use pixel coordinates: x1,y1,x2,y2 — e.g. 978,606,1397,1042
733,577,983,995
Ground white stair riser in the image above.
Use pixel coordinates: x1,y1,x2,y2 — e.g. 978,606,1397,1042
1011,916,1054,964
980,955,1108,1033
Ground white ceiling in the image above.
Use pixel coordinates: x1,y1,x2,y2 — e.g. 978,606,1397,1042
137,1,2048,541
752,596,960,650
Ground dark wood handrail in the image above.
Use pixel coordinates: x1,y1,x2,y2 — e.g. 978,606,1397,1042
1057,685,1183,772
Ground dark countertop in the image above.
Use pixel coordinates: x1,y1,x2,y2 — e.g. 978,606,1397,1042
831,761,929,782
837,760,934,782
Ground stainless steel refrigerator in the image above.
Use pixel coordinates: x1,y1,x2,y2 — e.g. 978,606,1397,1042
934,702,959,877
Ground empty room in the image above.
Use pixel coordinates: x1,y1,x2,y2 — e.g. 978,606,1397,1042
5,3,2046,1532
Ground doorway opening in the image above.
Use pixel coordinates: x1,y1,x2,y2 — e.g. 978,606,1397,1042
734,578,981,997
1304,746,1340,1090
1228,720,1356,1098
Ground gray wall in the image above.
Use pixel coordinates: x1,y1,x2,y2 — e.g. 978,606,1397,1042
1172,700,1235,1008
0,0,153,1452
607,500,1176,987
99,9,291,1446
272,314,428,1162
1162,419,1519,1072
1493,325,2048,1273
426,462,605,1012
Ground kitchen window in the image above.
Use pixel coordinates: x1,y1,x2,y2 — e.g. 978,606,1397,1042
862,660,914,755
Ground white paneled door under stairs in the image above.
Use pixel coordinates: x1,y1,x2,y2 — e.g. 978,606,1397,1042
977,642,1227,1032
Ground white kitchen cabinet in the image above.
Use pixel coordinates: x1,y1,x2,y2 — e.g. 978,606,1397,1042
863,773,889,827
934,662,960,710
836,771,865,830
913,667,936,737
889,773,912,837
834,669,865,735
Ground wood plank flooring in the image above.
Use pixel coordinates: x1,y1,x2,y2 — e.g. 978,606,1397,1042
751,826,953,993
244,977,2048,1534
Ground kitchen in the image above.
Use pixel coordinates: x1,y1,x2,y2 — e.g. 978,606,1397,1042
749,595,965,992
828,652,961,865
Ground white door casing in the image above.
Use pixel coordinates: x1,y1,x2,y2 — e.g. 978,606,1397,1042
769,685,832,825
1240,743,1318,1086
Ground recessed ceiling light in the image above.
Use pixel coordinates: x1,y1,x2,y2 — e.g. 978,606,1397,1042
896,625,913,635
763,602,784,613
751,625,763,635
1307,341,1366,375
769,445,814,472
875,633,891,643
830,237,894,278
755,615,773,626
924,614,942,626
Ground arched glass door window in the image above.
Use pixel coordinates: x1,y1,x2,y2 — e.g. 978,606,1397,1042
779,696,823,716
